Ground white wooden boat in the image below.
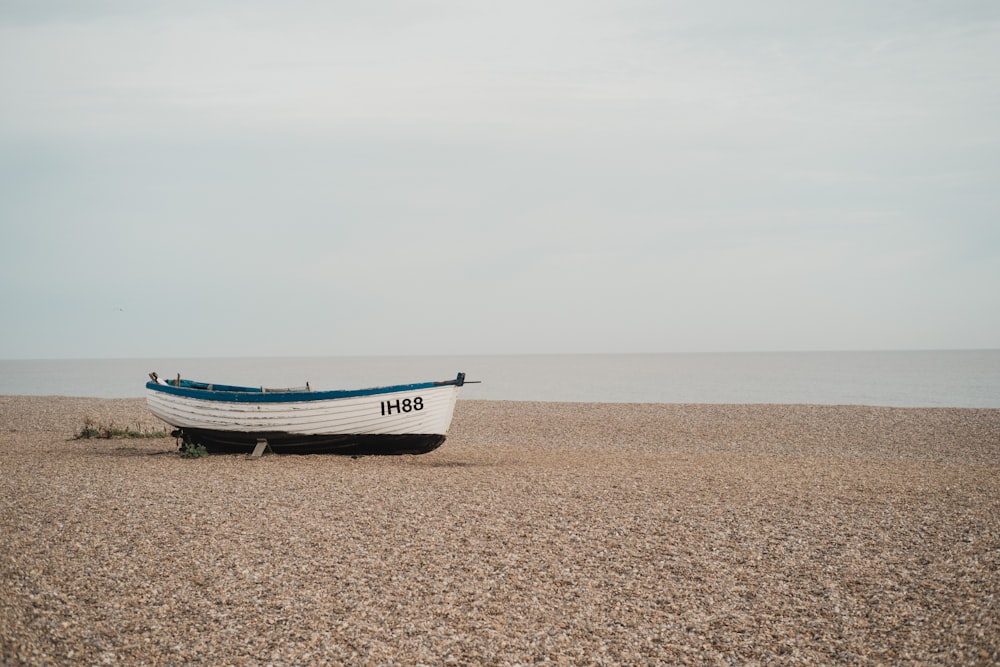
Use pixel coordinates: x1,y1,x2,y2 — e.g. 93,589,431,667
146,372,471,455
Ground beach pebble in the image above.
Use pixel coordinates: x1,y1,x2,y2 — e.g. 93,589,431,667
1,396,998,664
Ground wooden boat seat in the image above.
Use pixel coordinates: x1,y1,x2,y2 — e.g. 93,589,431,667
261,383,311,393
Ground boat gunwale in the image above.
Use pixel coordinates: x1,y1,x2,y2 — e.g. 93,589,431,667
145,375,464,404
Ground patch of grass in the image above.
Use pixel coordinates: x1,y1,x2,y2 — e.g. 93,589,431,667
179,442,209,459
75,418,169,440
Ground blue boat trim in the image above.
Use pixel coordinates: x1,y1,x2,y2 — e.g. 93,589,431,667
146,373,466,403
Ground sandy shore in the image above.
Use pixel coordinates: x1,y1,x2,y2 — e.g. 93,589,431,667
1,396,998,665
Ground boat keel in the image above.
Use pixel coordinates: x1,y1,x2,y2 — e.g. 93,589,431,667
175,428,446,456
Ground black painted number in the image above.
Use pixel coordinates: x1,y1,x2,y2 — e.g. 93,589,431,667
381,396,424,415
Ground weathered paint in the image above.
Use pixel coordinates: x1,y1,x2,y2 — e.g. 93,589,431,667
145,372,467,455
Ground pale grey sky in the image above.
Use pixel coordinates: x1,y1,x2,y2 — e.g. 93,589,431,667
1,0,998,358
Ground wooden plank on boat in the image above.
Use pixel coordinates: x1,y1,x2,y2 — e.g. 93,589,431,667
145,371,471,455
248,438,271,460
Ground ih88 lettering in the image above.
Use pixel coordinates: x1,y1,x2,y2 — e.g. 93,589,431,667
380,396,424,416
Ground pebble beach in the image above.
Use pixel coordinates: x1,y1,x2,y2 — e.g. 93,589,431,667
1,396,998,665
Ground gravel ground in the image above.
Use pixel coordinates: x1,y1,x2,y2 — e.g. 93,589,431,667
1,396,998,666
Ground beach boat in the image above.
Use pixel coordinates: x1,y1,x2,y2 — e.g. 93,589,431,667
145,372,471,455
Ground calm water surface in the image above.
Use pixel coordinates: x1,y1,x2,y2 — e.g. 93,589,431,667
1,351,998,407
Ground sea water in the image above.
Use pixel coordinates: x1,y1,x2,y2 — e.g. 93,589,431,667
1,351,998,408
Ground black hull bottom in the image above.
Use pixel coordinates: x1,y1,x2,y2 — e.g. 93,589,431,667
176,429,446,456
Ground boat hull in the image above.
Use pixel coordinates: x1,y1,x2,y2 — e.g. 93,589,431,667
145,374,465,455
175,429,446,455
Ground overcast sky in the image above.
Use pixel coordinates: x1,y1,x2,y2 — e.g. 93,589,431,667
1,0,998,359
